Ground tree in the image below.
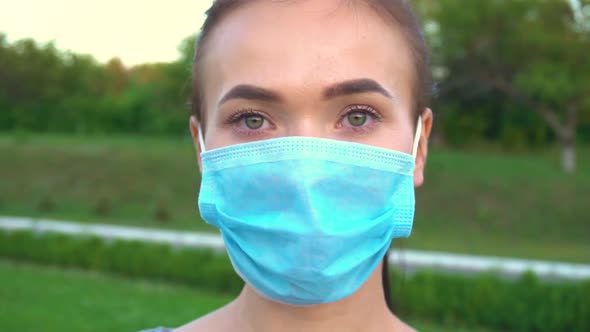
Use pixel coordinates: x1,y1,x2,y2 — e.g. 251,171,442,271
418,0,590,172
105,57,129,96
176,34,198,69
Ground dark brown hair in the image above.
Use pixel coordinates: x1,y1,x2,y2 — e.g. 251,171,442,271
191,0,433,311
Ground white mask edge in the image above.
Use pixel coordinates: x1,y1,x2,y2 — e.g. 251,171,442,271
198,126,206,153
412,116,423,159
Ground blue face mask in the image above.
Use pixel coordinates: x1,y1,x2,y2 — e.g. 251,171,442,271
198,119,422,305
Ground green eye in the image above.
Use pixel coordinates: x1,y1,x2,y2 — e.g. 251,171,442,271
347,112,367,127
245,115,264,129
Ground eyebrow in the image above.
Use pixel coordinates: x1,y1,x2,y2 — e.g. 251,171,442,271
218,78,392,106
218,85,283,106
323,79,393,100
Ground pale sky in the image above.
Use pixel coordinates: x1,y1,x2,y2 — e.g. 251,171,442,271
2,0,585,66
1,0,214,66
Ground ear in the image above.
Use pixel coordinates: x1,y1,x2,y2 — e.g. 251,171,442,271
189,115,203,173
413,108,433,188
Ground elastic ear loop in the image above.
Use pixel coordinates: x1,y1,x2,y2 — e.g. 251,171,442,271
412,116,423,159
198,126,206,153
384,115,422,313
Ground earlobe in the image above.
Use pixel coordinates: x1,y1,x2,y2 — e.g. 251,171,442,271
413,108,433,188
189,116,203,173
413,146,425,187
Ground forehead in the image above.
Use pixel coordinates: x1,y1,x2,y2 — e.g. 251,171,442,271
201,0,414,105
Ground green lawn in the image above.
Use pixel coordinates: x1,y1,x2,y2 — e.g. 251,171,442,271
0,259,229,332
0,260,489,332
1,133,589,262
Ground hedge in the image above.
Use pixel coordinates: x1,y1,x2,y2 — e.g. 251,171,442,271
0,230,243,294
1,230,588,331
392,269,590,331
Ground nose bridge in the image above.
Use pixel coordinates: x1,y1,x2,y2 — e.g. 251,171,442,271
286,110,327,138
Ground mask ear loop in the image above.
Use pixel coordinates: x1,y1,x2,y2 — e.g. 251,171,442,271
198,126,206,153
412,116,423,159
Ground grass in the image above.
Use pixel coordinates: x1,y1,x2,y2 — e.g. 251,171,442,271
0,259,490,332
1,133,589,262
0,259,229,332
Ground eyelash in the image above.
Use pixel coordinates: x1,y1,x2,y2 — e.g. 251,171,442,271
225,105,383,135
225,109,274,136
338,104,383,133
225,109,265,124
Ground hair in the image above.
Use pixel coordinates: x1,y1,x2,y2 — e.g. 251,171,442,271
191,0,433,312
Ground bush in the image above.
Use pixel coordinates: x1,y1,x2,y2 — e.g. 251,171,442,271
1,230,588,331
0,230,242,295
391,269,590,332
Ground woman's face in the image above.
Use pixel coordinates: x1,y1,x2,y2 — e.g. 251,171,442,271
192,0,432,186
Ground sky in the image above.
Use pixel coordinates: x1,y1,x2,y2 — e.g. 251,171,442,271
1,0,585,66
0,0,214,66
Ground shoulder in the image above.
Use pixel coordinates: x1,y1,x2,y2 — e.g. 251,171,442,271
401,323,417,332
387,312,417,332
396,318,417,332
174,301,238,332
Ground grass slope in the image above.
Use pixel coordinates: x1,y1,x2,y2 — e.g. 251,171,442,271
1,134,588,262
0,260,488,332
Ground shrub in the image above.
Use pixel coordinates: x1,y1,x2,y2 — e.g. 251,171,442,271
0,230,242,294
0,230,588,331
391,269,590,332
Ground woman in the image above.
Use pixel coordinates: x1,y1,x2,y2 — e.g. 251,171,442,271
145,0,433,331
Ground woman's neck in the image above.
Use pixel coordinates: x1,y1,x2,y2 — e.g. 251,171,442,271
232,263,410,332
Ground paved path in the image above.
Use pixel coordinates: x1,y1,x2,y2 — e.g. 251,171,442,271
1,216,589,280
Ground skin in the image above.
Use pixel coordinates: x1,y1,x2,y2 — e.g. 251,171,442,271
183,1,433,331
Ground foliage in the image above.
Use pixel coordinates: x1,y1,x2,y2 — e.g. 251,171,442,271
393,270,590,332
0,33,191,136
416,0,590,170
1,230,589,332
0,230,243,294
1,134,588,262
1,3,589,147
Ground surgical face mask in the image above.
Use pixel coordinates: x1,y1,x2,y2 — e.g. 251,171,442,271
197,118,422,305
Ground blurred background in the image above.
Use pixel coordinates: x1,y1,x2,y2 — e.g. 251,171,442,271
0,0,589,331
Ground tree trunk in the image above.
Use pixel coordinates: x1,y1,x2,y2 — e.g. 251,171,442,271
483,74,579,173
561,103,577,174
561,137,576,173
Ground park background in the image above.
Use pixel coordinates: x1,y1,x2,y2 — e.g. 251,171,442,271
0,0,589,331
